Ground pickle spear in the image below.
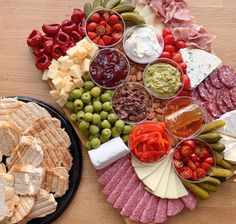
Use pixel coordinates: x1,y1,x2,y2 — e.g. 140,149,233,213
204,176,221,186
215,152,232,169
121,12,145,25
198,132,222,143
198,183,218,192
201,120,225,134
210,167,233,177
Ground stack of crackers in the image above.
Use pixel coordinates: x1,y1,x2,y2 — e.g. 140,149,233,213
0,98,73,223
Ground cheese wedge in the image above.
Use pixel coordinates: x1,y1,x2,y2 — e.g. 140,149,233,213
139,5,154,18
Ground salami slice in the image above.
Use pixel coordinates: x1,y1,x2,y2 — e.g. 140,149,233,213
203,108,215,123
190,89,204,103
206,100,222,118
229,87,236,106
103,159,131,196
154,199,168,223
204,78,217,97
107,167,134,205
198,82,211,101
222,90,235,110
121,182,145,217
181,191,197,211
98,155,129,185
218,65,236,88
130,192,151,222
140,195,159,223
216,90,228,114
114,173,140,209
167,199,185,217
96,164,112,176
210,69,224,89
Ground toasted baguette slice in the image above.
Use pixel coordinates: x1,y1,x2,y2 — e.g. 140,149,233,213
8,136,44,169
53,167,69,179
9,164,45,196
0,174,14,187
0,98,24,121
0,121,21,156
9,195,35,224
9,102,51,132
0,163,6,174
42,168,69,198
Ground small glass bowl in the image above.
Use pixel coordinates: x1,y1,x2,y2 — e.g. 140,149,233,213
111,82,153,124
143,58,184,100
123,24,164,64
89,48,130,89
163,96,205,139
173,138,216,183
128,121,171,164
85,9,126,48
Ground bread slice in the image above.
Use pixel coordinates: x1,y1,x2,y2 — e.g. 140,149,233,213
0,121,21,156
0,163,6,174
42,168,69,198
9,164,45,196
0,174,14,187
8,136,44,169
9,102,51,132
9,195,35,224
0,98,24,121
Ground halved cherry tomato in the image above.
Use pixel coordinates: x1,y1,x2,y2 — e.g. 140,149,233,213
174,159,184,170
202,148,210,158
164,45,175,55
193,146,204,158
195,161,200,168
174,150,182,160
191,171,198,181
164,34,175,45
204,157,214,165
162,27,172,37
196,168,206,178
180,167,193,179
172,52,182,63
183,140,196,149
200,162,212,171
181,145,192,157
190,153,199,162
176,40,186,49
181,74,191,90
187,159,196,171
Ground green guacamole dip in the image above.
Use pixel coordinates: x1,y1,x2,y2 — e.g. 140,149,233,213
144,63,182,98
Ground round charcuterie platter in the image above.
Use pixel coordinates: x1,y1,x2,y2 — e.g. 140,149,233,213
23,0,236,223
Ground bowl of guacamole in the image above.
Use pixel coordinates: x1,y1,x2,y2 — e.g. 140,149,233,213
143,58,183,99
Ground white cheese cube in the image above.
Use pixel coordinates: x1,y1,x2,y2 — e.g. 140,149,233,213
82,58,90,73
75,46,88,59
66,46,78,58
63,75,72,83
72,57,82,65
64,81,76,92
49,90,60,100
56,97,67,107
87,44,98,58
56,70,66,78
58,56,74,72
73,78,84,88
49,59,60,70
60,88,69,100
47,69,58,79
79,38,93,51
70,64,82,78
52,77,64,90
42,70,49,81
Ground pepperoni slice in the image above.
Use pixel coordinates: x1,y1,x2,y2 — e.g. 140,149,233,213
206,100,222,118
204,78,217,97
198,82,211,101
210,69,224,89
190,89,204,103
216,90,228,114
222,90,235,110
218,65,236,89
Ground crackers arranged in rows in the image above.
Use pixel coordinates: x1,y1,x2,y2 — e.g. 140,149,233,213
0,98,73,223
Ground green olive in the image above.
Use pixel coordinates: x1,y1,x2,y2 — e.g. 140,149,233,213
101,120,111,129
91,86,102,98
74,99,84,110
92,113,101,125
84,105,94,113
100,134,110,144
107,113,118,123
122,125,132,134
100,111,108,120
66,102,74,111
78,120,89,131
83,73,91,81
102,102,112,112
70,89,83,99
101,128,112,138
122,135,129,143
70,113,77,122
93,101,102,112
76,110,85,121
100,93,111,102
112,127,121,137
84,81,94,91
115,120,125,131
90,138,101,149
84,112,93,122
89,124,100,135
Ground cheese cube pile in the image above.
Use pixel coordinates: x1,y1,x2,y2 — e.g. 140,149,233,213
42,38,98,107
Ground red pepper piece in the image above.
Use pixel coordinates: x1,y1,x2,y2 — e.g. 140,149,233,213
71,8,85,24
32,44,45,57
43,39,54,54
35,54,51,70
27,30,43,47
51,44,66,59
140,151,165,161
77,26,86,37
71,31,82,43
42,24,61,37
55,31,71,46
42,35,53,42
61,19,77,34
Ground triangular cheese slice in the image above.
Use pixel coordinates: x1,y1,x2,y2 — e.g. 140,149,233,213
180,48,222,89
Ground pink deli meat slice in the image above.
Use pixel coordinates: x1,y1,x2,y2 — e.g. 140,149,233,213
181,191,197,211
210,69,224,89
129,192,151,222
167,199,185,217
154,199,168,223
121,182,145,217
218,65,236,89
98,155,129,185
114,173,140,209
140,195,159,223
230,87,236,106
103,159,131,196
107,166,134,205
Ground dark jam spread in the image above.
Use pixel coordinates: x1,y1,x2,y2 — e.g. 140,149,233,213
89,49,129,89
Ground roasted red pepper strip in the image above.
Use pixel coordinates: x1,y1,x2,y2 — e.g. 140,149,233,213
32,44,45,57
77,26,86,37
61,19,77,34
51,44,66,59
43,39,54,54
71,8,85,24
71,31,82,43
55,31,70,46
35,54,51,70
27,30,43,47
42,24,61,37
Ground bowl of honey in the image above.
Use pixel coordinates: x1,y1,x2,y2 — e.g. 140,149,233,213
163,96,205,139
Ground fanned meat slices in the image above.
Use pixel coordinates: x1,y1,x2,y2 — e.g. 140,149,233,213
154,199,168,223
230,87,236,106
222,90,235,110
206,100,222,118
181,191,197,211
216,90,228,114
167,199,185,216
210,69,224,89
198,82,211,101
204,78,217,97
218,65,236,88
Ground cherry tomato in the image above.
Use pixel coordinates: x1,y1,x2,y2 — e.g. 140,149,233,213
174,159,183,170
191,171,198,181
164,45,175,55
193,146,204,158
174,150,182,160
181,145,192,157
172,52,182,63
195,161,200,168
87,22,97,32
164,34,175,45
204,157,214,166
190,153,199,162
160,51,171,59
90,12,101,23
200,162,212,171
180,74,191,90
179,62,187,71
162,27,172,37
187,159,196,171
183,140,196,149
176,40,186,49
180,167,193,179
196,168,206,178
202,148,210,158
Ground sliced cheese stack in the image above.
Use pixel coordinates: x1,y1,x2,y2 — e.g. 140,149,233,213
132,149,188,199
42,38,98,107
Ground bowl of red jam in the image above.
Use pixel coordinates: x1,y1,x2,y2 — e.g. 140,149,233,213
89,48,130,89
